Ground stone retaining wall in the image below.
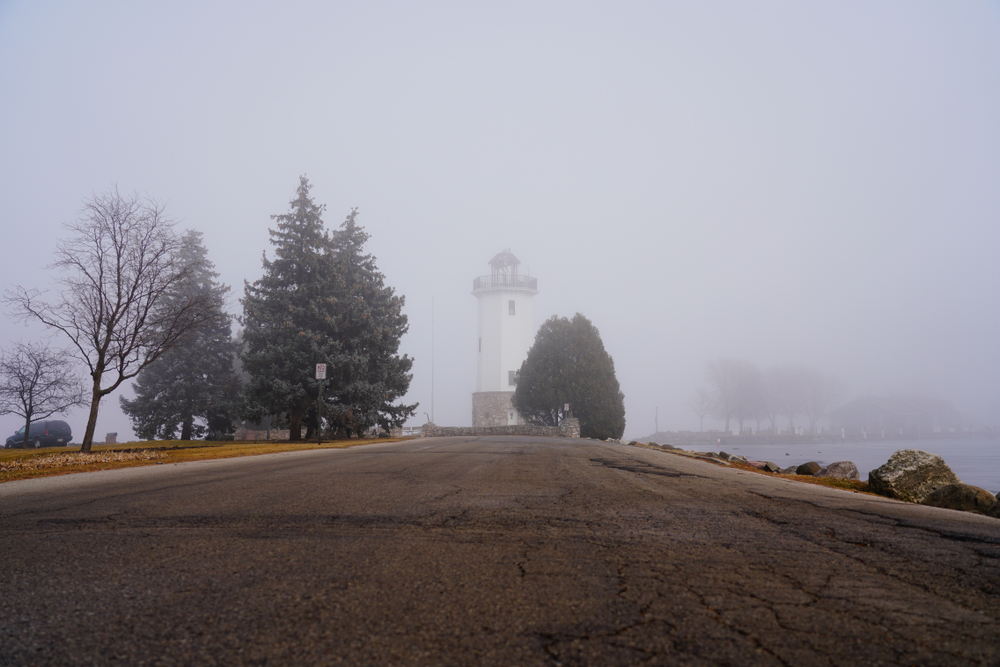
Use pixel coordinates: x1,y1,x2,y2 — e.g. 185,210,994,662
422,418,580,439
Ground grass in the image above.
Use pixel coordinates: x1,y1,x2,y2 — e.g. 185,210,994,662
0,437,412,483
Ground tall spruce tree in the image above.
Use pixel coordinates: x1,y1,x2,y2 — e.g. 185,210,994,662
322,210,416,435
240,177,415,440
512,313,625,440
120,230,239,440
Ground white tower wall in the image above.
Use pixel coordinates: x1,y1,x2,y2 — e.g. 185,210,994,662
471,251,537,427
476,289,535,392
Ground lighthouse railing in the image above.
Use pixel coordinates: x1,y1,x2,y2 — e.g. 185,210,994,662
473,275,537,290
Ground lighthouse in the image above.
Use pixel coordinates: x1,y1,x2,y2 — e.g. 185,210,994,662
472,250,538,426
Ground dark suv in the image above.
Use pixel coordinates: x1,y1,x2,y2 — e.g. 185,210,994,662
5,420,73,448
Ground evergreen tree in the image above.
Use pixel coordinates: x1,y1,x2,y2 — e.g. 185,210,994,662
240,177,416,440
321,210,416,435
120,230,239,440
512,313,625,440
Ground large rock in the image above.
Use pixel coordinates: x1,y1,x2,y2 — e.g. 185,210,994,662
868,450,961,503
817,461,860,481
921,483,997,515
989,496,1000,519
796,462,822,476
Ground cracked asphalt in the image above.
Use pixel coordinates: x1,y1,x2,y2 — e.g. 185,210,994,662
1,436,999,666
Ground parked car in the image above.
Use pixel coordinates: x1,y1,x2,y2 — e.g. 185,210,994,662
5,420,73,448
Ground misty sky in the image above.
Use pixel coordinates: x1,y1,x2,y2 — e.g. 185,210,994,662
1,2,998,442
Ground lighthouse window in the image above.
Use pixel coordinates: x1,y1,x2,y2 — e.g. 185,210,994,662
508,371,516,385
509,300,515,315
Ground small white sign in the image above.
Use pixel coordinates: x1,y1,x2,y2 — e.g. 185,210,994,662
315,363,327,380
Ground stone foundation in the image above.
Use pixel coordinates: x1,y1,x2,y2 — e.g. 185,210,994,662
421,418,580,439
472,391,517,427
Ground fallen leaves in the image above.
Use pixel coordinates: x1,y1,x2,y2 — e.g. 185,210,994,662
0,450,166,472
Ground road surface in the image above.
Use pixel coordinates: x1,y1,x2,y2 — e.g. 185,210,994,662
1,436,999,666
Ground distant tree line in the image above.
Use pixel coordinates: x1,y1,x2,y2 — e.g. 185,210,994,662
691,358,844,435
2,177,416,449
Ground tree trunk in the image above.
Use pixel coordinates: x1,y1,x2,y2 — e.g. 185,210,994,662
23,413,34,448
181,416,193,441
289,414,302,441
81,380,103,453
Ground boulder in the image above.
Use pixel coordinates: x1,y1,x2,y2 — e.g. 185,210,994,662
780,466,798,475
796,461,822,476
868,450,961,503
921,484,997,515
718,451,731,461
989,499,1000,519
762,461,781,473
817,461,860,481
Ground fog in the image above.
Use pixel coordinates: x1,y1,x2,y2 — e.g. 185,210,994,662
1,2,998,443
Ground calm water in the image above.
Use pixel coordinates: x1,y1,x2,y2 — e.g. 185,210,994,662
689,437,1000,495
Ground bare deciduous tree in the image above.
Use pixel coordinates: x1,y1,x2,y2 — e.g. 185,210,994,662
779,365,806,434
5,187,214,451
761,366,785,434
706,358,738,433
686,386,714,433
731,362,762,434
706,358,760,434
801,368,845,434
0,342,85,447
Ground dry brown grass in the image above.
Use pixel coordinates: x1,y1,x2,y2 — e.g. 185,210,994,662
638,445,872,494
0,437,412,483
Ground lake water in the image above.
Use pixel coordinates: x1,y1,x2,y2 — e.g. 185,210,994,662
684,437,1000,495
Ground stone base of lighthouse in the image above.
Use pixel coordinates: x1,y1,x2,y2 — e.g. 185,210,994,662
472,391,519,427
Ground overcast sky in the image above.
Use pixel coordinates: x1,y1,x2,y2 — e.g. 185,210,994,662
1,1,998,442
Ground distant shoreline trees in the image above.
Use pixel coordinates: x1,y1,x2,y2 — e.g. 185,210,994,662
701,358,843,435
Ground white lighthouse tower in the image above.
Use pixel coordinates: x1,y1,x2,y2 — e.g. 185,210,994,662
472,250,538,426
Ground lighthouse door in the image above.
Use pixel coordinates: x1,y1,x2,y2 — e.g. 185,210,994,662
507,410,518,426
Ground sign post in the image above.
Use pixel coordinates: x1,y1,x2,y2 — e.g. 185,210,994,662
315,364,327,444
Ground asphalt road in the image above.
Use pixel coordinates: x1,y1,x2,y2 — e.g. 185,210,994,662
1,436,999,666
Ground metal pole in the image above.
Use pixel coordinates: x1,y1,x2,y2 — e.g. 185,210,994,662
431,295,435,423
317,380,323,444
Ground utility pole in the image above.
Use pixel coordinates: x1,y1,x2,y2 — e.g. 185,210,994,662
655,406,659,435
431,295,435,423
